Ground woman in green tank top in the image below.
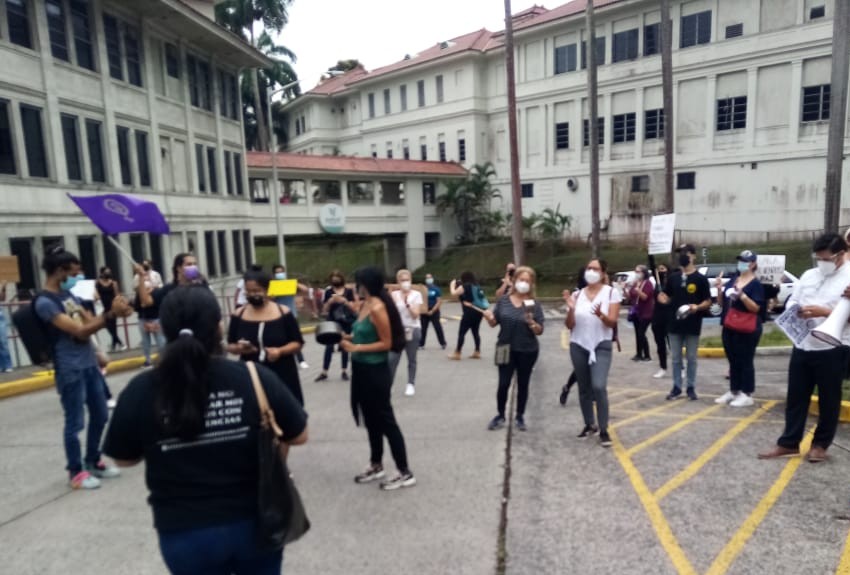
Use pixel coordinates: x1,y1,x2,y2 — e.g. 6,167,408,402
340,267,416,491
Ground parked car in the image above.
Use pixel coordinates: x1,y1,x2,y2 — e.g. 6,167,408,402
771,271,798,312
696,264,798,317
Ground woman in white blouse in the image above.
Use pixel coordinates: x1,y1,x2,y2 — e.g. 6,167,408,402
389,269,423,397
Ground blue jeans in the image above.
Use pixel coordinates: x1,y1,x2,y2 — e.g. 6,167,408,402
0,309,12,370
56,366,109,474
158,519,283,575
139,320,166,364
669,332,700,390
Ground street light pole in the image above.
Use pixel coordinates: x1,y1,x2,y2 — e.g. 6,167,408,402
267,80,300,268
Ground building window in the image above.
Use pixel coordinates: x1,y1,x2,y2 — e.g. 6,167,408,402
70,0,95,71
383,89,391,114
725,23,744,39
716,96,747,131
6,0,32,49
802,85,830,122
458,138,466,162
204,231,217,277
165,43,180,78
423,182,436,205
400,85,408,111
555,122,569,149
631,175,650,192
207,147,217,193
85,120,105,183
198,61,212,111
681,10,712,48
103,14,122,80
242,230,252,267
420,144,427,161
136,131,150,187
386,148,393,159
195,143,206,192
0,101,15,175
644,22,660,56
417,80,425,107
187,54,199,106
645,109,665,140
20,105,47,178
45,0,69,61
224,150,233,195
581,37,606,68
232,230,243,273
217,231,228,275
521,183,534,198
61,115,82,181
403,143,410,160
438,141,446,162
612,29,638,63
123,23,142,86
810,5,826,19
612,113,636,143
368,93,375,118
436,75,444,103
129,233,146,263
234,153,244,196
229,74,239,120
677,172,696,189
554,44,577,74
583,118,605,146
117,126,131,185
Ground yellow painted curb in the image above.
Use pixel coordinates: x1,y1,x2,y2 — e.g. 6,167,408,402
697,347,727,358
809,396,850,423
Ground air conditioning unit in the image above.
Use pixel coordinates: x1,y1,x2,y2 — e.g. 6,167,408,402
566,177,579,192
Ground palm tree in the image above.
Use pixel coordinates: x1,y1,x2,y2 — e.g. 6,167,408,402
435,163,500,243
535,204,572,241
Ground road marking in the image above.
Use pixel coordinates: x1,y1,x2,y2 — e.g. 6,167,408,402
560,329,569,350
655,401,778,501
626,404,725,456
610,428,698,575
703,428,815,575
836,525,850,574
610,407,783,425
609,390,664,411
612,399,685,430
606,388,634,401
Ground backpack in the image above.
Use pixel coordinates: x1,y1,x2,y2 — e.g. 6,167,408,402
11,292,63,366
471,284,489,310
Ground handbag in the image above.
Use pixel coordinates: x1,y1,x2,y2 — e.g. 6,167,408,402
627,306,638,323
246,362,310,550
723,307,757,334
494,343,511,365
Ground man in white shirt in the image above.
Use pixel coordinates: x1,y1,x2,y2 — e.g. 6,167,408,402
388,269,423,397
759,233,850,463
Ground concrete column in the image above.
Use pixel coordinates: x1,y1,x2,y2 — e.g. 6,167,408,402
142,20,164,193
789,60,803,144
92,0,120,188
179,41,198,193
374,180,381,207
211,57,226,198
709,0,719,43
635,87,645,158
340,179,348,209
745,68,758,151
705,75,717,152
304,178,313,210
34,0,64,183
405,181,426,270
603,93,612,162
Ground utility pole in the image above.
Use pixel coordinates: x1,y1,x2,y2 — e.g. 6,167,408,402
586,2,601,258
660,0,675,215
825,0,850,233
504,0,525,266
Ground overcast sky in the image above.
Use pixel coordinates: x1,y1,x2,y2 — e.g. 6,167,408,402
281,0,543,91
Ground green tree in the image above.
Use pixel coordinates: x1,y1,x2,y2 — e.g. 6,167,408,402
436,162,501,243
535,204,572,241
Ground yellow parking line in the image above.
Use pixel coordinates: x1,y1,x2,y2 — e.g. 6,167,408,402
655,401,778,501
836,527,850,574
610,428,698,575
612,399,685,430
704,428,815,575
609,390,664,411
611,407,783,425
626,404,725,457
561,329,569,350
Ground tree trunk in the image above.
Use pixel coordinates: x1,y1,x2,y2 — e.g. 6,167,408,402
825,0,850,233
660,0,675,216
586,3,601,259
504,0,525,265
249,24,269,151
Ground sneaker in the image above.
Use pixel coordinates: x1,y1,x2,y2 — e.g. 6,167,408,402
599,430,612,448
85,461,121,479
729,394,754,407
106,398,117,409
299,361,309,370
354,464,385,484
69,471,101,490
341,372,350,381
715,391,737,404
441,344,447,350
3,368,13,373
515,416,527,432
640,357,653,363
630,355,641,362
314,373,328,382
652,369,666,379
380,472,416,491
666,387,682,400
687,388,698,401
448,351,461,360
418,345,425,350
470,351,481,359
405,383,415,397
487,415,506,430
577,424,599,439
118,344,128,352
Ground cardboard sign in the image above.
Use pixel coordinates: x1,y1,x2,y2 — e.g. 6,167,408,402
268,279,298,297
756,255,785,286
648,213,676,255
0,256,20,283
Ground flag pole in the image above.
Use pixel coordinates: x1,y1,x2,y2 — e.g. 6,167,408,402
106,236,138,265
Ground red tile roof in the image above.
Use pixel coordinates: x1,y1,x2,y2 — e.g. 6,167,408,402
247,152,468,177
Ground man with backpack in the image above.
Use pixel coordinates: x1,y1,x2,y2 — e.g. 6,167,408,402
34,246,132,489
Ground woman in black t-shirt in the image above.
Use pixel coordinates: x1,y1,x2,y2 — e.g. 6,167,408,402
103,287,308,575
316,270,358,382
448,270,484,360
95,266,124,351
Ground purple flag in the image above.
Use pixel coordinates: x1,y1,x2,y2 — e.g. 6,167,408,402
68,193,170,235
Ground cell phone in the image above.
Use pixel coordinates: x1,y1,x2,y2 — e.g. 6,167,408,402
508,269,515,278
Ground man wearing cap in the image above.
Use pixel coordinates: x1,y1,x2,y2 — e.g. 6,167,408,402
658,244,711,400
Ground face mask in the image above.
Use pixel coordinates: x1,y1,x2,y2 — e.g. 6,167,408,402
515,280,531,294
584,270,601,285
275,272,286,280
817,260,837,277
737,262,750,273
143,264,151,272
247,295,265,308
332,279,343,287
400,281,412,291
101,272,112,280
183,265,200,281
60,275,79,291
425,278,434,285
679,254,691,267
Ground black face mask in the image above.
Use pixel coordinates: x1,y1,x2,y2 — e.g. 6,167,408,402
678,254,691,267
332,279,344,287
658,272,667,284
101,273,112,280
247,295,265,308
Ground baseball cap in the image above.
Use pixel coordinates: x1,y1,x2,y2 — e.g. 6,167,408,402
736,250,757,263
677,243,696,255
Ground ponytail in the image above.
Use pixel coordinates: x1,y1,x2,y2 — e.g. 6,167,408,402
380,288,406,353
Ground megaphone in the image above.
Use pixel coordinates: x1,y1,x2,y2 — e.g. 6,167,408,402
811,298,850,347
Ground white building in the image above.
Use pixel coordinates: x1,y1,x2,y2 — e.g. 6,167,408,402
283,0,846,244
0,0,267,293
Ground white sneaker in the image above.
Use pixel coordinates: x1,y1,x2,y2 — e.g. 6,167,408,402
730,394,754,407
652,369,666,379
715,391,737,404
299,361,309,370
86,461,121,479
405,383,415,396
69,471,101,490
3,368,13,373
107,398,117,409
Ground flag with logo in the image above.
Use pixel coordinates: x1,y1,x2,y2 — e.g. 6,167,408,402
68,193,170,235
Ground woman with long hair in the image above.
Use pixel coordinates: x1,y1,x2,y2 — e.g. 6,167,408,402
340,266,416,491
448,271,483,360
103,287,308,574
316,270,357,382
629,264,655,362
95,266,125,351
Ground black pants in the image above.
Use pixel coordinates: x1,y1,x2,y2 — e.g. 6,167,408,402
497,350,539,418
778,346,849,450
323,325,351,371
420,310,446,347
353,360,409,472
105,315,122,348
634,318,651,360
722,326,761,395
651,317,668,370
456,312,482,353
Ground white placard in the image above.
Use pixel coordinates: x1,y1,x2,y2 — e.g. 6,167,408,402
70,279,97,302
775,304,811,347
648,213,676,255
756,255,785,286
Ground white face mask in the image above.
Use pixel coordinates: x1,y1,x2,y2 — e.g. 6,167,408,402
514,280,531,294
584,269,602,285
817,260,837,277
425,278,434,285
400,281,412,291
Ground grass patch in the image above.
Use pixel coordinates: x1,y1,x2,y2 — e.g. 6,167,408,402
700,326,791,348
255,237,385,283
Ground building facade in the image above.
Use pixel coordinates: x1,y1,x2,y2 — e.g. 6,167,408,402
283,0,845,244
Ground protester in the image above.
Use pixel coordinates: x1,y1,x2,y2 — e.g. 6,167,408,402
341,266,415,490
449,271,483,360
419,273,447,350
649,260,671,379
629,264,654,363
715,250,765,407
389,269,423,397
227,270,306,406
272,264,309,369
495,262,517,298
559,266,588,406
135,274,166,369
36,245,131,489
135,254,199,313
316,270,357,382
759,233,850,463
95,267,126,352
0,282,13,372
103,286,308,573
234,264,262,310
483,266,544,431
133,259,163,290
658,244,711,400
565,259,620,448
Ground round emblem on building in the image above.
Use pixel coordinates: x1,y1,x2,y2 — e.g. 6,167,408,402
318,203,345,234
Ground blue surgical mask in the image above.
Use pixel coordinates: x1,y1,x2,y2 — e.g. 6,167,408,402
425,278,434,285
737,262,750,273
275,272,287,280
60,276,79,291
